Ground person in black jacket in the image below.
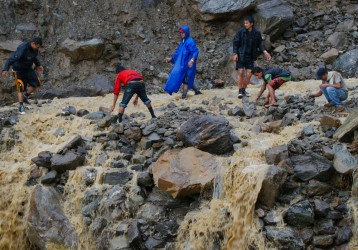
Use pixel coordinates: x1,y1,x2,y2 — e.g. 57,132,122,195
1,37,43,114
233,16,271,99
253,66,291,107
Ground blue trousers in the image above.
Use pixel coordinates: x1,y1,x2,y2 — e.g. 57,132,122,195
321,87,348,106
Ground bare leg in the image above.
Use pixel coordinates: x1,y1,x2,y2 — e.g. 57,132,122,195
267,85,277,105
18,92,24,103
237,69,244,89
264,93,270,105
243,69,252,89
182,84,188,99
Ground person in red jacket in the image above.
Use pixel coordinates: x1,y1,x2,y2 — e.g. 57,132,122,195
110,65,156,124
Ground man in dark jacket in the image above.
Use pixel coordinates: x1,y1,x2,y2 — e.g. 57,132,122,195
1,37,43,114
233,16,271,99
253,66,291,107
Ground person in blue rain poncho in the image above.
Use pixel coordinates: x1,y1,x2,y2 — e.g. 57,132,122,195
164,26,202,99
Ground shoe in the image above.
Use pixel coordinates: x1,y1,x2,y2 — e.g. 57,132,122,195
335,106,345,113
244,89,251,97
19,105,26,115
324,103,334,108
194,90,202,95
181,93,187,99
116,116,122,125
23,92,30,104
238,89,243,99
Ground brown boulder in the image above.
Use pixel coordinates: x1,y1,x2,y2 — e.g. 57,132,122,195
320,115,342,128
60,38,104,63
333,111,358,142
152,147,219,198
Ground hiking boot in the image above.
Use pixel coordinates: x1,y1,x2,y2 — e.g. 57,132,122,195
181,93,187,99
238,88,244,99
194,90,202,95
19,105,26,115
324,103,334,108
244,89,251,97
23,92,30,104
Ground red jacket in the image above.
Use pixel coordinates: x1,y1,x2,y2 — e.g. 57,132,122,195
113,70,143,95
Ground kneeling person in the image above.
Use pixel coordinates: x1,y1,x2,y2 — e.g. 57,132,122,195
311,68,348,107
253,67,291,107
110,65,156,124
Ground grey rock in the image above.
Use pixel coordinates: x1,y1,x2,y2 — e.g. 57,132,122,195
285,200,315,228
319,48,339,64
265,226,304,249
124,127,142,142
27,185,78,249
142,123,157,136
264,211,282,225
148,133,161,142
137,171,154,187
265,144,289,165
314,219,335,235
128,221,143,249
313,235,334,248
90,217,107,235
303,125,315,136
254,0,294,41
0,40,22,52
303,180,332,197
327,32,347,49
258,165,287,208
31,151,52,168
314,199,331,218
336,226,352,245
299,228,313,244
51,151,85,172
97,115,112,129
109,236,130,250
177,115,233,154
333,110,358,141
84,168,97,186
83,112,107,120
228,106,245,116
82,200,99,218
101,186,126,210
54,128,65,137
322,146,334,160
40,170,58,185
332,49,358,77
60,38,104,63
136,203,165,221
333,144,358,175
291,151,332,181
132,155,146,164
77,109,90,117
145,237,164,249
102,169,131,185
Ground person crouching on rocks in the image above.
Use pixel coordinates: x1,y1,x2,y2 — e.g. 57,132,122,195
310,68,348,112
164,26,202,99
1,37,44,114
253,66,291,107
110,65,156,124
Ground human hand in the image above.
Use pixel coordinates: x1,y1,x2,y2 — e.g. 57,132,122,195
319,83,327,89
1,71,9,78
264,51,272,61
110,105,115,113
188,60,194,68
37,66,44,73
165,57,172,63
233,54,238,62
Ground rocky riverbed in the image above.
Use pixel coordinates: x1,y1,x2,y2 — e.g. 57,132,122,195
0,79,357,249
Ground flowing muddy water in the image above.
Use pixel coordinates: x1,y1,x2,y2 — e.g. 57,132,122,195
0,79,357,249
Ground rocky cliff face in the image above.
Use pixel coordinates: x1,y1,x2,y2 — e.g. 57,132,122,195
0,0,357,105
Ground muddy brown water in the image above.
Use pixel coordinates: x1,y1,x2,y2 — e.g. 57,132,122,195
0,79,357,249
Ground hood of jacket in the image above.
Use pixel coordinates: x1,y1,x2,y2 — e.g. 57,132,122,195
180,26,190,39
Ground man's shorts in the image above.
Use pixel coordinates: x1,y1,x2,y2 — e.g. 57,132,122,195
267,75,291,90
236,57,254,70
120,81,151,108
13,70,41,92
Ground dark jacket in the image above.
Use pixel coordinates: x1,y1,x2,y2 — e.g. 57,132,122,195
233,27,265,60
3,42,41,71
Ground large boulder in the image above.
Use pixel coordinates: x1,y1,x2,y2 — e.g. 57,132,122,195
258,165,288,208
186,0,256,21
319,48,339,64
0,40,22,52
327,32,347,49
265,144,289,165
291,151,332,182
51,151,85,172
60,38,105,63
332,49,358,77
177,115,233,154
254,0,294,42
333,111,358,142
27,185,78,249
151,147,219,198
285,200,315,228
333,144,358,175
